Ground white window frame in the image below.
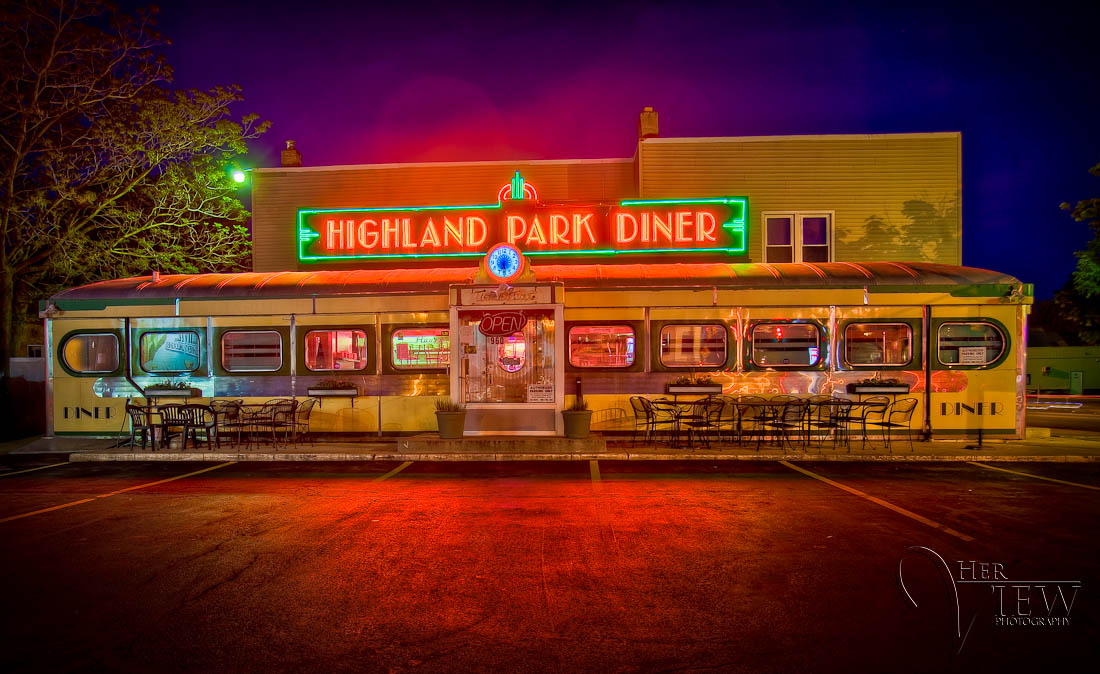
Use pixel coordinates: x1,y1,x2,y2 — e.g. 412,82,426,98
761,211,835,263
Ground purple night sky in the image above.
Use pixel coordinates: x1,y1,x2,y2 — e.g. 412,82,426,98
132,0,1099,297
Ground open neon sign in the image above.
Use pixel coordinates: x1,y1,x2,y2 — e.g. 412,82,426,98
297,180,747,261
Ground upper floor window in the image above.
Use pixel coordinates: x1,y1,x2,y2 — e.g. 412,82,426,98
61,333,119,373
568,325,635,368
764,213,833,263
659,324,727,368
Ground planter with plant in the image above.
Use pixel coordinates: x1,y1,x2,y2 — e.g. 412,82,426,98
846,377,910,394
307,379,359,396
144,380,201,398
434,398,467,439
562,397,594,439
666,374,724,395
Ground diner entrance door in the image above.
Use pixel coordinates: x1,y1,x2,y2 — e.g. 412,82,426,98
451,304,564,435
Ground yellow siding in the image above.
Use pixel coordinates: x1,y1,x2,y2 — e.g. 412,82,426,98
252,159,635,272
639,133,961,265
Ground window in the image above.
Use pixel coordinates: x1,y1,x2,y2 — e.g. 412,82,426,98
763,213,833,263
938,322,1005,366
139,331,201,373
391,328,449,369
61,333,118,373
305,329,368,371
845,323,912,366
659,324,727,367
568,325,635,368
221,331,282,372
751,323,822,367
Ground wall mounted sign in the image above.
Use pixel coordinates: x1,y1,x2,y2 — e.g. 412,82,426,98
297,173,747,262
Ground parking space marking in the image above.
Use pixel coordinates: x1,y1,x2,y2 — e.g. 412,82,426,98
0,462,70,478
0,461,237,525
590,460,602,492
779,461,976,542
969,462,1100,491
373,461,413,482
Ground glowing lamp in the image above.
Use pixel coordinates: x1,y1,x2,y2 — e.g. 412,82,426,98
232,170,246,184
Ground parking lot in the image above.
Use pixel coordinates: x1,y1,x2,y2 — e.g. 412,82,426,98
1,458,1097,673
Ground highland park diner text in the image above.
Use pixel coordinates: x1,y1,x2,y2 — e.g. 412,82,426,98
297,196,747,261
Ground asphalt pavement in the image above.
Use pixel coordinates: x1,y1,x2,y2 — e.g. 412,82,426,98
0,458,1096,673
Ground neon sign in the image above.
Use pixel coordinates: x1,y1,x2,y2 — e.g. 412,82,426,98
297,176,747,261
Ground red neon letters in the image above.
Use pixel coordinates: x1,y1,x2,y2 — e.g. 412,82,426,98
301,199,743,259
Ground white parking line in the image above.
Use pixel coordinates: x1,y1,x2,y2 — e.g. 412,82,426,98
0,462,70,478
0,462,237,525
590,460,602,493
372,461,413,482
969,462,1100,491
779,461,976,542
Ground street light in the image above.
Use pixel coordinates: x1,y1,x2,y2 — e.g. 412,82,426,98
232,169,246,184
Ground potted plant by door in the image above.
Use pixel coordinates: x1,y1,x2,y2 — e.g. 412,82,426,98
434,398,467,439
562,398,594,439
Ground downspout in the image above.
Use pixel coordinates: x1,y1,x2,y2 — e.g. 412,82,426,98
123,317,146,398
922,305,932,440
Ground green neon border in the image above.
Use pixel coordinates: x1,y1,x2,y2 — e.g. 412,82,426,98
297,197,747,262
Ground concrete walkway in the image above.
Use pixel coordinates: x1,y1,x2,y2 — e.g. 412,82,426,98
5,428,1100,462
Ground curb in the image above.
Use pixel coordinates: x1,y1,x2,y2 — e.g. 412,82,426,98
69,452,1100,463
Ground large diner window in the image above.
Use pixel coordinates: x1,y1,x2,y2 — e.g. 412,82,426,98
568,325,635,368
764,213,833,263
845,323,912,367
392,328,450,369
305,329,368,371
61,333,119,373
751,323,822,367
659,324,727,368
221,330,282,372
938,322,1005,366
140,330,202,373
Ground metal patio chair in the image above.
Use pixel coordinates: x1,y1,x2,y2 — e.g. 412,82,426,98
867,398,919,452
762,398,811,450
680,396,726,448
851,395,891,449
294,397,318,446
210,399,245,446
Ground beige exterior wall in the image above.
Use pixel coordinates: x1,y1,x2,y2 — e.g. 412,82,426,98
250,132,960,271
252,159,635,272
639,133,961,265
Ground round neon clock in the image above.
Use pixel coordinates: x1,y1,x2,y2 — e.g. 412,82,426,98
485,243,524,283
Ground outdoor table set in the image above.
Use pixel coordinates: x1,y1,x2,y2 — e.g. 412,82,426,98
630,393,920,452
124,397,318,452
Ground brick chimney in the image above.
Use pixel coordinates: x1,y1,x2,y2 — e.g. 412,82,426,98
638,107,658,140
281,140,302,167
